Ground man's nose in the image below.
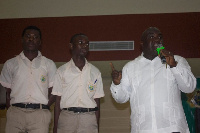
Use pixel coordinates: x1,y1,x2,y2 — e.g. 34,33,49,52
82,44,88,48
28,36,34,41
155,38,162,44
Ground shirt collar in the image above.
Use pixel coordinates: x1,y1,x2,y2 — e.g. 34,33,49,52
20,51,42,60
70,58,89,71
139,53,160,63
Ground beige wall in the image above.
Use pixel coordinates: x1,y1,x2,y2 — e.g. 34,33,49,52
0,0,200,19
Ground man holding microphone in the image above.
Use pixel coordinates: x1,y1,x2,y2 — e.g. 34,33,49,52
110,27,196,133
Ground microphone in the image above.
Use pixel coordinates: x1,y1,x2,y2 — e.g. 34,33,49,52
156,44,166,64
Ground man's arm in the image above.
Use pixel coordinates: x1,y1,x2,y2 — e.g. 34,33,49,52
46,59,57,107
110,63,130,103
95,98,100,129
6,88,11,109
47,87,56,106
53,96,61,133
160,50,196,93
171,57,196,93
0,61,13,109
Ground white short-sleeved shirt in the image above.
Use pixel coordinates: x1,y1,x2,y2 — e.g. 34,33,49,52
52,59,104,109
110,54,196,133
0,51,57,104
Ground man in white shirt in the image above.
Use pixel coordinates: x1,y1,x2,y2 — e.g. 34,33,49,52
110,27,196,133
52,33,105,133
0,26,57,133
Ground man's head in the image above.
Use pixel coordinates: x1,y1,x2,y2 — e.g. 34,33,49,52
141,27,163,60
22,26,41,52
70,33,89,57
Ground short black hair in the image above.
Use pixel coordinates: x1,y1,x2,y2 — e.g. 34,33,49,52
70,33,88,43
141,27,160,41
22,26,42,39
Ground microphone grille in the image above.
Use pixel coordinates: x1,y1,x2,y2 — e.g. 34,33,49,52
157,44,163,48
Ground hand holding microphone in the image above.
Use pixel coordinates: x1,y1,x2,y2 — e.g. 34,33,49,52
156,44,166,64
156,44,177,68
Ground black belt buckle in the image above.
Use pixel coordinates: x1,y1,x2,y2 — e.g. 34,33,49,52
66,107,84,113
73,107,82,113
24,103,38,109
24,104,27,108
74,110,80,113
42,104,50,110
24,103,30,108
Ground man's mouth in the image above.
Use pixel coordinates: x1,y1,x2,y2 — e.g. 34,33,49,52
81,48,87,53
27,42,35,46
154,43,159,47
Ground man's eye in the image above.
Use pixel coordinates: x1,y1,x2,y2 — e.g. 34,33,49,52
33,36,39,39
150,36,154,39
25,34,30,38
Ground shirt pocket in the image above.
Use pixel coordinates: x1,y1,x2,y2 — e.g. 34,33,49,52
37,68,48,88
61,76,75,89
87,80,97,97
163,102,183,122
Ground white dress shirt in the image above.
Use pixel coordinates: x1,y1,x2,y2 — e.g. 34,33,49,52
110,54,196,133
0,51,57,104
52,59,105,109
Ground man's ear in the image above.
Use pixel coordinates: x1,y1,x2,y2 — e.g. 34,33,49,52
69,43,73,50
140,41,144,51
140,41,144,47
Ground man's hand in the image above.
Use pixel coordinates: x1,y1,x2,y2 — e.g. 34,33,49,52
160,49,177,68
6,88,11,109
110,62,122,85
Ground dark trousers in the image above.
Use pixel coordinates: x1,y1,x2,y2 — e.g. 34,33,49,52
196,108,200,133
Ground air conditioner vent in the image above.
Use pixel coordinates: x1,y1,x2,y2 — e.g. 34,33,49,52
89,41,134,51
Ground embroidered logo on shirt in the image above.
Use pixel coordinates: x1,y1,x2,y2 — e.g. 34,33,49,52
88,81,96,92
89,84,94,91
41,75,46,83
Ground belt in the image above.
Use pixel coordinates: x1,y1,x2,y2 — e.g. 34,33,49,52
63,107,98,113
12,103,50,110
